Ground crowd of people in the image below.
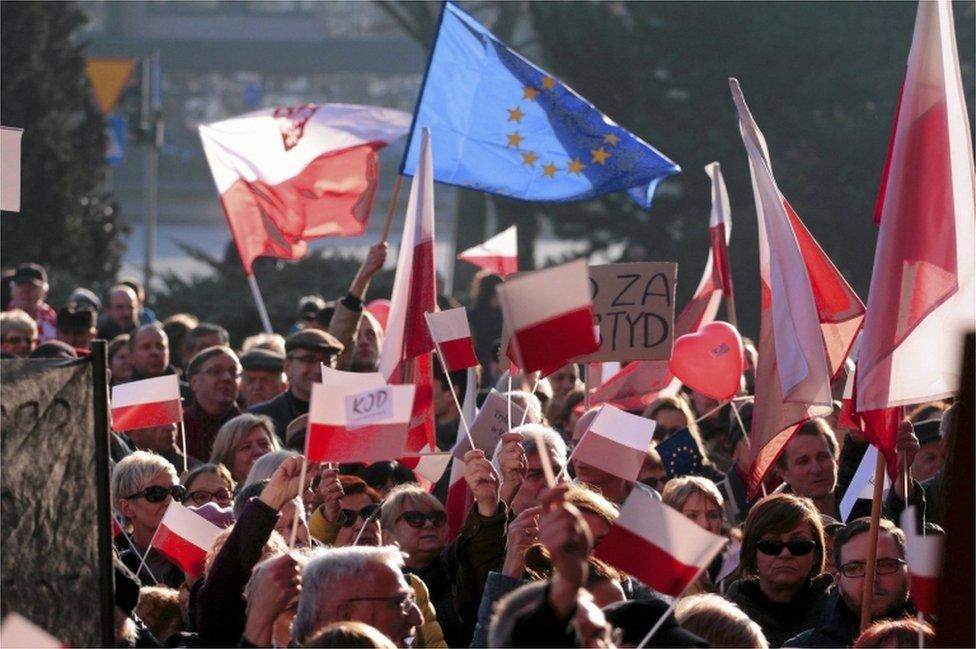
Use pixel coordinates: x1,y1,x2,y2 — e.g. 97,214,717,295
1,251,954,648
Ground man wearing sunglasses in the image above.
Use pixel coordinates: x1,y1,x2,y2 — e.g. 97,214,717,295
248,329,343,441
785,517,913,648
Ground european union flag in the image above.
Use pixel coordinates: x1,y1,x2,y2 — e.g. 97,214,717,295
400,1,680,208
656,428,706,479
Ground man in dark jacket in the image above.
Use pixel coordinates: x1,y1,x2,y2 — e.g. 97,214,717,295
247,329,343,442
785,517,914,647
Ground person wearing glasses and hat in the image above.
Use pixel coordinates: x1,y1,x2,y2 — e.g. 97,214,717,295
247,328,344,442
726,493,832,648
785,517,914,647
112,450,187,588
7,262,57,343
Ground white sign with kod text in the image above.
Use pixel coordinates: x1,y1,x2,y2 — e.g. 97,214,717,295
344,386,394,429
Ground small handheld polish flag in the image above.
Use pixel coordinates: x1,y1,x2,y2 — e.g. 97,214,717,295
426,308,479,372
902,507,944,614
151,501,222,578
571,404,656,483
595,487,727,598
457,225,518,277
111,375,183,431
496,259,599,375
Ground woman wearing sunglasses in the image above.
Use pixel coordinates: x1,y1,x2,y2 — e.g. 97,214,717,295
726,493,831,648
308,471,383,547
112,450,187,588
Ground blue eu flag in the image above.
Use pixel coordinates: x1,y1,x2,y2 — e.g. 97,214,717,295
400,2,680,208
656,428,706,479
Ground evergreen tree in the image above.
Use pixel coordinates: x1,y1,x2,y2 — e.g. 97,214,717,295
1,1,126,293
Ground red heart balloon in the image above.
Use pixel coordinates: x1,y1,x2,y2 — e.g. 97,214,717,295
668,321,745,401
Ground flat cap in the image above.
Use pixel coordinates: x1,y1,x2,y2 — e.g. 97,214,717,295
241,347,285,373
12,262,47,285
57,305,96,333
915,419,942,445
285,328,344,355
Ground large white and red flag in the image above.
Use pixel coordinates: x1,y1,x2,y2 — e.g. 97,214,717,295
595,487,727,597
902,507,944,614
305,382,414,464
425,308,479,372
590,162,732,411
457,225,518,278
571,405,657,482
497,259,599,375
199,103,410,274
730,79,865,498
151,501,222,578
855,0,975,471
379,127,437,453
111,375,183,431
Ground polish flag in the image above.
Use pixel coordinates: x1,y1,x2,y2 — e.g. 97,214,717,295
111,375,183,432
151,501,222,578
497,259,599,375
902,507,944,614
446,367,478,537
595,487,727,597
399,452,452,490
379,128,437,453
571,405,656,482
730,79,866,499
591,163,731,410
855,0,975,470
457,225,518,277
199,103,410,274
426,308,479,372
305,383,415,464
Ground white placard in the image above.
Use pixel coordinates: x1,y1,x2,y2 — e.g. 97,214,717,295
344,386,394,429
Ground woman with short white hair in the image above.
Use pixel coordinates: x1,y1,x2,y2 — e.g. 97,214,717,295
112,450,186,588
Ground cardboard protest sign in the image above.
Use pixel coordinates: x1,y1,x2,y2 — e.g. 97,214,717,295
452,389,523,459
574,262,677,363
306,383,414,464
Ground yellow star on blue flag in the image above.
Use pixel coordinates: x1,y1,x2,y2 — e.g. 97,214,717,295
400,2,680,208
655,428,706,479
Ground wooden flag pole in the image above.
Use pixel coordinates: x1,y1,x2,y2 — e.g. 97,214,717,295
380,174,404,243
859,450,888,632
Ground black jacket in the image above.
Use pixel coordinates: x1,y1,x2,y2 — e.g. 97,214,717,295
783,586,915,648
726,574,833,648
246,388,308,444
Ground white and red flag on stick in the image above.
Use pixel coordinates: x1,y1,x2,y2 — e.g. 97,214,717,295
497,259,599,375
111,375,183,431
591,163,732,410
426,308,479,372
379,128,438,453
855,0,975,475
199,103,410,275
730,78,865,499
445,367,478,537
902,507,944,614
305,383,414,464
595,487,727,597
457,225,518,278
571,405,657,483
151,501,222,578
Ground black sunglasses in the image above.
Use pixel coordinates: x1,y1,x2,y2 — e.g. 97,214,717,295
397,510,447,529
124,484,187,504
756,539,818,556
337,504,381,528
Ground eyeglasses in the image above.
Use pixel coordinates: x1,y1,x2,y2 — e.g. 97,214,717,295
123,484,187,503
397,510,447,529
756,539,818,556
200,367,241,379
344,591,418,615
2,335,35,345
640,476,668,489
840,558,906,578
337,504,381,528
185,488,233,506
287,353,335,366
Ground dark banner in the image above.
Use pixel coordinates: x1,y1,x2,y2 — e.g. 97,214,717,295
1,358,100,647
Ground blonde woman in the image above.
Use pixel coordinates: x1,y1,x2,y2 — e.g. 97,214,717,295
209,413,281,484
662,476,740,594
